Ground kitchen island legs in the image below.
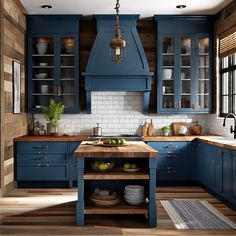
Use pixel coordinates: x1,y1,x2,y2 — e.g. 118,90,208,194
76,158,84,226
148,158,157,227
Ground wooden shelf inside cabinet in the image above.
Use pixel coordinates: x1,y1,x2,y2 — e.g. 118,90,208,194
84,200,149,215
84,169,149,180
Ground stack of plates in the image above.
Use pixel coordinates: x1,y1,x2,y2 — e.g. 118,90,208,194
124,185,145,205
90,192,120,207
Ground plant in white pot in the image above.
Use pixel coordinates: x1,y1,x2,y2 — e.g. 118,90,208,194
40,99,65,136
161,125,170,136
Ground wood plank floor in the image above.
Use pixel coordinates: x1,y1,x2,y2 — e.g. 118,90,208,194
0,186,236,235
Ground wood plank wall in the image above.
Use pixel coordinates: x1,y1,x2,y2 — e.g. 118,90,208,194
0,0,27,196
79,17,157,112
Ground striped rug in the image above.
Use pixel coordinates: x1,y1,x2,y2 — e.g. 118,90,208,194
161,199,236,229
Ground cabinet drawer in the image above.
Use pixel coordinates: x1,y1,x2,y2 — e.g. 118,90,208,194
17,142,69,153
156,153,187,167
148,142,187,153
17,164,68,181
157,167,187,181
18,153,68,163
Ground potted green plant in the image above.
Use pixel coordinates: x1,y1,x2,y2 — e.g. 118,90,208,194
161,125,170,136
40,99,65,136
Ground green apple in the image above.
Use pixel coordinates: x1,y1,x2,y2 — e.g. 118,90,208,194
111,140,116,145
131,163,137,169
117,139,121,144
120,138,126,145
123,162,130,169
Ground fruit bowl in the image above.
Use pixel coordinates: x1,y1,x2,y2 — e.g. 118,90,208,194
122,162,139,172
122,167,140,173
91,161,115,172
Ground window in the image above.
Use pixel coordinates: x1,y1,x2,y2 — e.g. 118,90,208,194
219,25,236,117
219,53,236,116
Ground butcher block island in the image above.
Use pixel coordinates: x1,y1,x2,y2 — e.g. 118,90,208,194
74,141,159,227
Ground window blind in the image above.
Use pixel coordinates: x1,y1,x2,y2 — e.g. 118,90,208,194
219,25,236,58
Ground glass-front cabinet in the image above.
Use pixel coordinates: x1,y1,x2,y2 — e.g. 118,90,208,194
27,15,81,113
155,16,213,114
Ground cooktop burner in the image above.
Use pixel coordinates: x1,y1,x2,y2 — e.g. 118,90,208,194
89,134,143,141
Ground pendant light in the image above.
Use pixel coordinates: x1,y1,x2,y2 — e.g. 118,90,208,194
109,0,126,63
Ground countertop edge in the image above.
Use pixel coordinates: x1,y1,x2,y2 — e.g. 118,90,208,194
14,135,89,142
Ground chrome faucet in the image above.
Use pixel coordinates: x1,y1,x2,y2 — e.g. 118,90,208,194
223,112,236,139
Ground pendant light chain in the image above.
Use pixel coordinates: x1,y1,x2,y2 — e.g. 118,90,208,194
115,0,120,28
109,0,126,63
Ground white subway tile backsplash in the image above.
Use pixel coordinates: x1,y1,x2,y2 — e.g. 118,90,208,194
34,92,209,135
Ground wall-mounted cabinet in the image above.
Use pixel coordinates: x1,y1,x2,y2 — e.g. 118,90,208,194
155,16,213,114
27,15,81,113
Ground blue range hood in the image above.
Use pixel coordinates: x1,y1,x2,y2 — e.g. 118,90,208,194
83,15,153,113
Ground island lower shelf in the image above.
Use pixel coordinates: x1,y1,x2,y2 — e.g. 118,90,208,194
84,200,149,215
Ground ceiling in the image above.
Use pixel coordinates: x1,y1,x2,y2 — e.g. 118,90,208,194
20,0,232,18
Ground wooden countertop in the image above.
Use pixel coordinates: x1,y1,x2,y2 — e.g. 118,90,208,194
196,136,236,151
144,135,221,142
14,135,236,151
14,135,89,142
145,135,236,151
74,141,158,158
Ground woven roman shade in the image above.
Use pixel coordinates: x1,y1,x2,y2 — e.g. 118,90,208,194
219,25,236,58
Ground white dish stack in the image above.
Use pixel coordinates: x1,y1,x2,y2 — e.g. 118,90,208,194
124,185,145,205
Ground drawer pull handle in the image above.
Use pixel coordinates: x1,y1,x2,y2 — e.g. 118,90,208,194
37,152,47,155
164,145,178,149
167,155,176,159
34,157,47,160
37,164,50,167
33,146,49,149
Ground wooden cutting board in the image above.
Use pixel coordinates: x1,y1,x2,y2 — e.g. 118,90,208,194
172,122,188,135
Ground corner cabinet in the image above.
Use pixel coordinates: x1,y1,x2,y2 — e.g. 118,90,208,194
154,16,213,114
27,15,81,113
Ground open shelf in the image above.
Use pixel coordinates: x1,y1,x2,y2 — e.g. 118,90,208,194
84,169,149,180
84,200,148,215
32,54,54,57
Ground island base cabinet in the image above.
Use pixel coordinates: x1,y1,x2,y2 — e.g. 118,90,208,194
75,154,158,227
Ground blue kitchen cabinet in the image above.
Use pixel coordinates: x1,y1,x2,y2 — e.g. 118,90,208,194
222,149,232,199
70,142,81,185
188,141,199,181
147,141,189,181
16,141,70,186
154,16,213,114
27,15,81,113
221,148,236,206
204,144,222,195
232,151,236,204
196,142,207,184
196,142,222,194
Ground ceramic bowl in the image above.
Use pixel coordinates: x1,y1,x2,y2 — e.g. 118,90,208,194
39,62,48,66
35,73,47,79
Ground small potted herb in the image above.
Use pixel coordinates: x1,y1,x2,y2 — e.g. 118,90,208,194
161,125,170,136
40,99,65,136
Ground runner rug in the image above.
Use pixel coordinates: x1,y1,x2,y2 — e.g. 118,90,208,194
161,199,236,229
